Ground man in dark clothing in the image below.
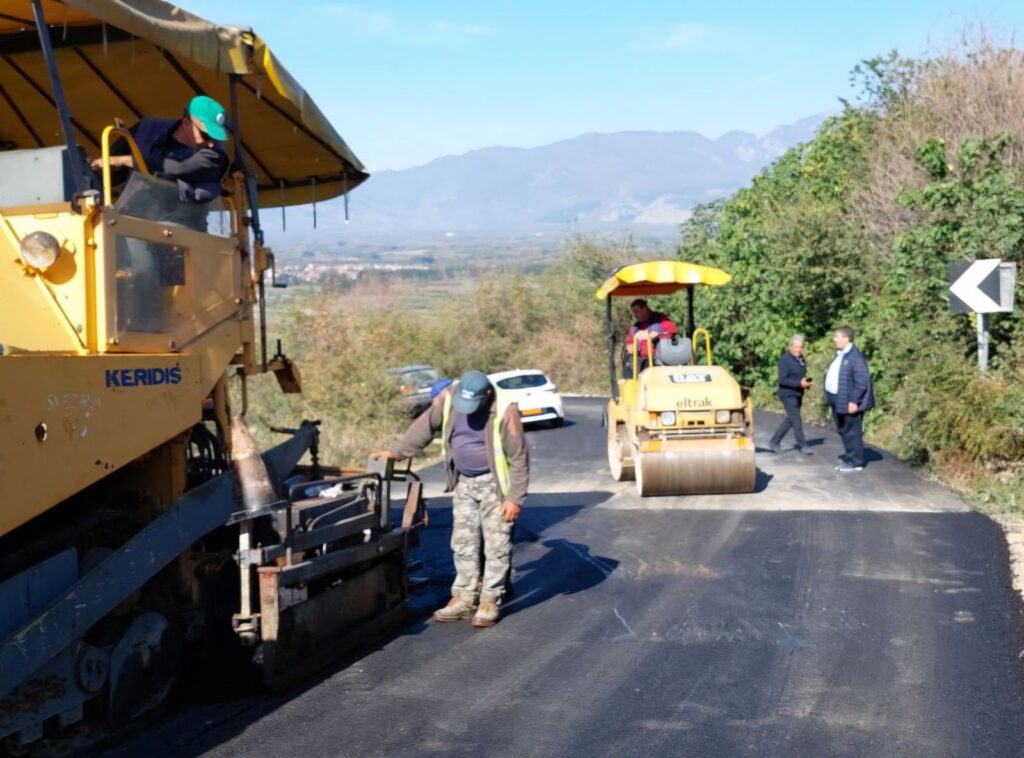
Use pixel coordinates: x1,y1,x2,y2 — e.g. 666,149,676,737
769,334,813,454
90,97,231,332
92,95,230,204
823,326,875,472
373,370,529,629
624,299,679,377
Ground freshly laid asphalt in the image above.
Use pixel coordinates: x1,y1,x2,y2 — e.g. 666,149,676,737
113,398,1024,757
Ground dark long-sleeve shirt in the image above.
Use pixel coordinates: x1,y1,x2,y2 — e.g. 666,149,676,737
112,118,228,203
776,351,807,399
391,386,530,505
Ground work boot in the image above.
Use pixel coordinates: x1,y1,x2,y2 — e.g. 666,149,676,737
472,600,500,628
433,597,476,622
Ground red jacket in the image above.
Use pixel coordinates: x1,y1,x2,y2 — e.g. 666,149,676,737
626,313,678,358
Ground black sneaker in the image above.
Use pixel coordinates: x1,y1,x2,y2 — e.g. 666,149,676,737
837,463,864,472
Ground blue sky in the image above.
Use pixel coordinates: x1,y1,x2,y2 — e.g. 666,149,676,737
198,1,1024,171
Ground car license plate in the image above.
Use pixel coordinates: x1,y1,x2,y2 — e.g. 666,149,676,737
522,409,542,416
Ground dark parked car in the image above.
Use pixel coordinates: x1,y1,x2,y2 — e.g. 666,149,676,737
387,365,442,416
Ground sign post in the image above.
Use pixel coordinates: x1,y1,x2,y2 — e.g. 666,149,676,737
976,313,988,371
948,259,1016,371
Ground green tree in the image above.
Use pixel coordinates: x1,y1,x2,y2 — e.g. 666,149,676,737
677,109,875,393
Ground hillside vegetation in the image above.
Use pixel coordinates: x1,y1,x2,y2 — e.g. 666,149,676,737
252,33,1024,514
247,236,635,462
678,35,1024,512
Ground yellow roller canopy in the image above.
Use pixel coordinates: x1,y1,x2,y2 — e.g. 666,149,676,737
595,260,732,299
0,0,368,207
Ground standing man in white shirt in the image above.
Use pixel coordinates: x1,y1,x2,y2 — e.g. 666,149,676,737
823,326,875,472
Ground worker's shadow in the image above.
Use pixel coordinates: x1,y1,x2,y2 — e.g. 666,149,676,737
754,469,773,493
502,536,619,618
863,448,885,464
400,489,617,624
501,490,619,618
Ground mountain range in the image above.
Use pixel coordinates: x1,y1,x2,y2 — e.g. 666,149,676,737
280,114,828,241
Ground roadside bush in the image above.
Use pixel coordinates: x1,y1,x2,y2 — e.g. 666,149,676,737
246,287,409,466
874,345,1024,465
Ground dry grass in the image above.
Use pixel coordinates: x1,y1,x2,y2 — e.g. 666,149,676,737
857,29,1024,257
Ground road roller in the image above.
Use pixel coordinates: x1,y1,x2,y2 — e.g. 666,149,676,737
597,260,756,497
0,2,425,752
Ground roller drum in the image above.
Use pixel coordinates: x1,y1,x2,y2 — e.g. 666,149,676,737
634,446,755,497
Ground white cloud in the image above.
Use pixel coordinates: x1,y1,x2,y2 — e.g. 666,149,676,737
309,4,493,45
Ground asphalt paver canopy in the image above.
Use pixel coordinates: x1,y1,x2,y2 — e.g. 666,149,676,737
0,0,367,206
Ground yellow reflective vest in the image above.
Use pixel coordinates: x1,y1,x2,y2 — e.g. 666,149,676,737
440,391,512,498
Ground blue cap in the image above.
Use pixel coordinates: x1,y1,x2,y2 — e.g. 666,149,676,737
453,370,492,413
430,378,454,399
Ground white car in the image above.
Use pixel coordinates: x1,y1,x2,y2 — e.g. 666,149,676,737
488,369,565,427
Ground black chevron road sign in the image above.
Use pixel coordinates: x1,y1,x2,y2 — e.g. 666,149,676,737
948,259,1015,314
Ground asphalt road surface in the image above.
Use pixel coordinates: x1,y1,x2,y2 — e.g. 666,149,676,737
114,398,1024,757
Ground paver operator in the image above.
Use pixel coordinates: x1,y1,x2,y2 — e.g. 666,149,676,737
374,370,529,628
91,94,230,204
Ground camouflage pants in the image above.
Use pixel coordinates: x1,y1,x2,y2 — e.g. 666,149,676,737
451,472,512,604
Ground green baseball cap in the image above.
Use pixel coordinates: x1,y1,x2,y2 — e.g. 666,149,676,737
187,95,229,141
453,370,493,414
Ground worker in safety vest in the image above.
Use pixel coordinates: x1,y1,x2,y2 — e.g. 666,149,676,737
374,370,529,628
